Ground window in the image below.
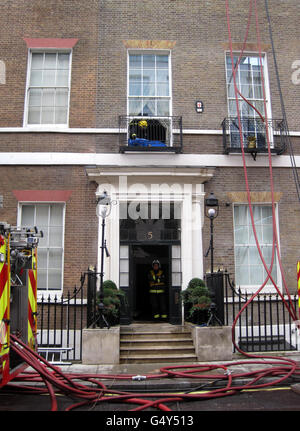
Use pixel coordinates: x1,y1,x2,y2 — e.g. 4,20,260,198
128,53,170,116
26,51,71,126
20,203,65,292
225,54,271,149
234,205,278,289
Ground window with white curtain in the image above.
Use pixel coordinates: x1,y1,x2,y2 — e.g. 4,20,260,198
128,53,170,116
234,204,278,288
226,54,266,119
20,203,65,292
225,54,272,148
26,51,71,125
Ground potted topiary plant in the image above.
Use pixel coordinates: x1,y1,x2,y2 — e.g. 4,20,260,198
96,280,126,327
181,278,212,325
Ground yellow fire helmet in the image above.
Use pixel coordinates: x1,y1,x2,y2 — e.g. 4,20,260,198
138,120,148,128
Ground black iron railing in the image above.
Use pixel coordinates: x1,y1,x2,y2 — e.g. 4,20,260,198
222,271,298,352
222,117,287,156
119,115,183,153
36,270,299,363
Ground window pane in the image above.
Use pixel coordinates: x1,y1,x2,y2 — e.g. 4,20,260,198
31,53,44,69
56,69,69,86
235,225,248,244
235,246,248,265
120,273,129,286
236,265,250,285
49,249,63,268
50,204,64,226
249,246,261,265
157,99,170,116
157,69,169,82
262,206,272,224
143,83,155,96
120,245,129,259
48,270,62,290
172,259,181,272
250,265,263,285
129,69,142,82
36,205,49,226
41,107,55,124
42,89,55,107
44,53,57,69
29,89,42,106
55,107,68,124
49,226,63,247
120,259,129,273
57,53,70,69
172,273,181,285
129,82,142,96
55,89,68,107
43,70,56,86
129,55,142,68
21,205,35,226
143,55,155,68
142,98,156,116
37,269,47,290
129,99,142,116
156,55,169,69
37,249,48,269
157,83,169,96
30,70,43,86
28,107,41,124
143,69,155,82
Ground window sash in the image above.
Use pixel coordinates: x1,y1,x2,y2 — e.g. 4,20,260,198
128,53,171,116
26,51,71,126
226,55,266,119
20,203,65,292
233,204,278,287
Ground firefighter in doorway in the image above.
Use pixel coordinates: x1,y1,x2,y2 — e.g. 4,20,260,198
148,260,168,320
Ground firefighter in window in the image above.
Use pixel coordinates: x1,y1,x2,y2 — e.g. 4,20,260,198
148,259,168,320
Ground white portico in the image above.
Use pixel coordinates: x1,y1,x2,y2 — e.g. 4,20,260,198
87,165,214,297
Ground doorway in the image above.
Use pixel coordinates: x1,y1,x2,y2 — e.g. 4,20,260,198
130,244,170,322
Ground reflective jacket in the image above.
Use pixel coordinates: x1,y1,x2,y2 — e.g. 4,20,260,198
148,269,165,293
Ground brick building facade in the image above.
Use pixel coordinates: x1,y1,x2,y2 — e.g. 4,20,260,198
0,0,299,325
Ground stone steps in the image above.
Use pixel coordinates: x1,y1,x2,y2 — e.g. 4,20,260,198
120,323,197,364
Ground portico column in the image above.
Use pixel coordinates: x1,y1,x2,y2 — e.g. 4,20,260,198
192,187,206,280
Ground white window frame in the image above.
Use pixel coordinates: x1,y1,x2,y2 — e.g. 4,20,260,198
23,49,73,129
225,51,273,147
17,202,66,298
233,203,282,294
127,49,173,117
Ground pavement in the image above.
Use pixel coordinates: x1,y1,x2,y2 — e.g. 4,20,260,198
29,351,300,393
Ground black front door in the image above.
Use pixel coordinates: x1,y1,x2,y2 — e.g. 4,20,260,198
119,202,182,325
131,244,170,322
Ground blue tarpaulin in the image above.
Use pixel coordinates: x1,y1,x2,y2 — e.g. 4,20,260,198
128,138,166,148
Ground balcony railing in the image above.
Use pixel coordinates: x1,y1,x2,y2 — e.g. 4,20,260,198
119,115,183,153
222,117,287,156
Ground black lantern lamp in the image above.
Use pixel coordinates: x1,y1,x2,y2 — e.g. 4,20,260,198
96,191,112,328
205,192,219,274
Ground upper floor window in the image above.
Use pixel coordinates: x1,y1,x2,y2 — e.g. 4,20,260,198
225,54,273,151
128,53,171,117
25,51,71,126
226,54,267,119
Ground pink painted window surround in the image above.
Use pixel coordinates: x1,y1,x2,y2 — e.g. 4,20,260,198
13,190,72,202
